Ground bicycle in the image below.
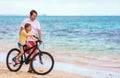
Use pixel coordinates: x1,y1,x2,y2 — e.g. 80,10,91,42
6,37,54,75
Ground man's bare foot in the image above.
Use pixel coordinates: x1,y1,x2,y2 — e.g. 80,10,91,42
27,70,33,73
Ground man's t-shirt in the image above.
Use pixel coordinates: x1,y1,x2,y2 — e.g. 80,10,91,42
20,18,41,41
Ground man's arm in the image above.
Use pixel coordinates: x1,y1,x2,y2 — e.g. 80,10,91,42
38,29,42,40
19,27,24,35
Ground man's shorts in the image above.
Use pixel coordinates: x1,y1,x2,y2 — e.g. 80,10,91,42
26,41,38,55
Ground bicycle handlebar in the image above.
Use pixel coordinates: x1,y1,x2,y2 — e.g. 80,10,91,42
35,36,43,43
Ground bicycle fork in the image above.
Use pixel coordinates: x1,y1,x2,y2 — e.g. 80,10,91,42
39,52,43,64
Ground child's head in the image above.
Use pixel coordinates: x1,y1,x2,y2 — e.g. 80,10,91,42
25,23,32,32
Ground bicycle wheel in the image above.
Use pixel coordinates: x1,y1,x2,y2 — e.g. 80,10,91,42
6,48,23,72
31,52,54,75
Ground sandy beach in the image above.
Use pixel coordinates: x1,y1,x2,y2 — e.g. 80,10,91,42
0,62,89,78
0,51,91,78
0,51,120,78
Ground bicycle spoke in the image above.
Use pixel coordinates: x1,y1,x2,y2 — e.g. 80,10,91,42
31,52,54,75
6,48,23,71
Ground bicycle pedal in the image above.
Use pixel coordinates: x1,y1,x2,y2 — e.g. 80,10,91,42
12,57,15,61
13,64,18,67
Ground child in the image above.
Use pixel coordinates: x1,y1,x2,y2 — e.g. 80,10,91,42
15,23,36,64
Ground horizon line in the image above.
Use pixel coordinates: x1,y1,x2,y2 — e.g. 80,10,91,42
0,14,120,17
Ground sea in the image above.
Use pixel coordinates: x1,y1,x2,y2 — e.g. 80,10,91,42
0,16,120,54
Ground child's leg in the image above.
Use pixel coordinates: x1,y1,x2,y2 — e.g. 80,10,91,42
14,46,24,64
17,46,24,59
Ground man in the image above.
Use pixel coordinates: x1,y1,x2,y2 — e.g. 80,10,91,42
19,10,42,73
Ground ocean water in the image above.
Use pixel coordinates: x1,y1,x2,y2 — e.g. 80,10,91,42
0,16,120,54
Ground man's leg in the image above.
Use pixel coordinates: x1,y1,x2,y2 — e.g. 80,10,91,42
26,42,32,52
28,61,33,73
27,41,34,73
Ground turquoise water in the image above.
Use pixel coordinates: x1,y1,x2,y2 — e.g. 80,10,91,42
0,16,120,53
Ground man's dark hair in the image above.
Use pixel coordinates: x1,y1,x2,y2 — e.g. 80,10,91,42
30,10,38,16
25,23,31,29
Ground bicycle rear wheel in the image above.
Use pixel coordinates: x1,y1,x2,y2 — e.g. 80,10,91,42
31,52,54,75
6,48,23,72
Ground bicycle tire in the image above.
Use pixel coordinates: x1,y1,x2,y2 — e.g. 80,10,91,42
31,52,54,75
6,48,23,72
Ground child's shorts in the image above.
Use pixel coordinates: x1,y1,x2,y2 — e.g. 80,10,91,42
18,42,25,48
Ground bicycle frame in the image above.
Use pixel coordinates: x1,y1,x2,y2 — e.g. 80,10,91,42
6,39,54,75
22,41,42,64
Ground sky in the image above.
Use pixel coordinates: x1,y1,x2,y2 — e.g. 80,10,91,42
0,0,120,16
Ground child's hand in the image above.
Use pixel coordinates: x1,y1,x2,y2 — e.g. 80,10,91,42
32,35,36,37
30,35,33,37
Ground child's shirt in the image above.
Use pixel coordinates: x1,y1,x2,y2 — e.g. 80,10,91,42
19,29,35,44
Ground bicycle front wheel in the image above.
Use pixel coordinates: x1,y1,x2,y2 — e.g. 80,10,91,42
31,52,54,75
6,48,23,72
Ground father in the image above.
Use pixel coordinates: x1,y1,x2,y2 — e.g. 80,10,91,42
19,10,42,73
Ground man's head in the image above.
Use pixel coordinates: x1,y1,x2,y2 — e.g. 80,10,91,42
30,10,38,21
25,23,32,32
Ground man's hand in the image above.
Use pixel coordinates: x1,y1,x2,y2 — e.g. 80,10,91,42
38,39,42,44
